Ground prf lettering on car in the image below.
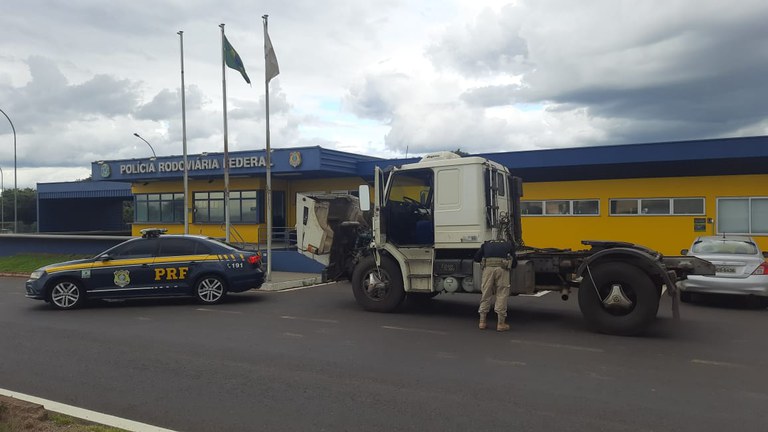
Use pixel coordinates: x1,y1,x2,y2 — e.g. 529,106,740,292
154,267,190,281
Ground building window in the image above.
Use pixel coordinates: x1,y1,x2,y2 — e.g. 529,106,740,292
521,199,599,216
194,190,262,223
717,197,768,235
573,200,599,215
672,198,705,215
521,201,543,215
135,193,184,223
230,191,259,223
546,200,570,215
610,198,704,216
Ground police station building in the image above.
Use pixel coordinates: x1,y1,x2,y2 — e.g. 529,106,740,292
36,135,768,256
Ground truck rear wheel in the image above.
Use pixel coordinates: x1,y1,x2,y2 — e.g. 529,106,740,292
578,262,659,336
352,256,405,312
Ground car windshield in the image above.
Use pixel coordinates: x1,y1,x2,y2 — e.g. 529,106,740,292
691,239,758,255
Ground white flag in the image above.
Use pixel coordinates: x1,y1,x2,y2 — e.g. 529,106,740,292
265,31,280,83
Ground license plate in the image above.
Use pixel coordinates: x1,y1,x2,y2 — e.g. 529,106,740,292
716,266,736,273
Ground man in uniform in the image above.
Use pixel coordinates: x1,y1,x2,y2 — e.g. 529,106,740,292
473,239,516,331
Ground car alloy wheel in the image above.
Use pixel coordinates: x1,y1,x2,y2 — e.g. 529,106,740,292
49,280,84,310
196,276,226,304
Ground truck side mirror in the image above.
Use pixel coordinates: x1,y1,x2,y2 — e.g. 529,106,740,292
763,251,768,259
358,185,371,211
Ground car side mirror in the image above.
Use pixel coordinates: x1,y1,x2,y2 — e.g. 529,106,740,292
680,249,689,255
99,254,112,262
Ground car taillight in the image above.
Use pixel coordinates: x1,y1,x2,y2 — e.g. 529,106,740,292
752,262,768,276
248,254,261,265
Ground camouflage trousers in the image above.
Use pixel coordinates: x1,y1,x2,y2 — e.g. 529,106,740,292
478,266,511,317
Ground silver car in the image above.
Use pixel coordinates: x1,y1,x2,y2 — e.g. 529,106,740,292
680,235,768,307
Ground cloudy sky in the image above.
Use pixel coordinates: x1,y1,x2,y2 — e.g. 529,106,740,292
1,0,767,188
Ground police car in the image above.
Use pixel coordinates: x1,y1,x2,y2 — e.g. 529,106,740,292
25,228,265,309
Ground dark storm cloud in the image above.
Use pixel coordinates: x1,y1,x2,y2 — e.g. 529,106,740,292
440,1,768,144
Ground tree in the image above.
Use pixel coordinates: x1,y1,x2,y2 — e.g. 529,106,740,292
0,187,37,232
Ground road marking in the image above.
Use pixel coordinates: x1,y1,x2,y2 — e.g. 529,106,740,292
280,315,339,323
0,387,175,432
523,290,551,297
487,358,527,367
509,339,604,353
275,283,334,292
195,308,242,314
437,352,457,359
691,359,744,368
137,317,152,321
283,332,304,338
381,325,447,335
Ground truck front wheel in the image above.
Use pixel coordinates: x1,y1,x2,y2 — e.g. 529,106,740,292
352,256,406,312
578,262,660,336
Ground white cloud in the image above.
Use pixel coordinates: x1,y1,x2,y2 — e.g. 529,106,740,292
0,0,766,187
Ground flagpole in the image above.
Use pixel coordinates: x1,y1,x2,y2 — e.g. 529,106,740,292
262,14,273,282
178,30,189,235
219,23,231,243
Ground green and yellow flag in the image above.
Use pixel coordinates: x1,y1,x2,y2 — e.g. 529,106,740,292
223,35,250,84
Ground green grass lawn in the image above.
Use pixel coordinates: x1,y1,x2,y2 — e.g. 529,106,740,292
0,253,92,274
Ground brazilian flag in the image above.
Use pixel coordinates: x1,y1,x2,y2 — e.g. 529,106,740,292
224,35,251,84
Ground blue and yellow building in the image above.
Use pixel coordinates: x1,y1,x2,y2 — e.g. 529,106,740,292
37,136,768,256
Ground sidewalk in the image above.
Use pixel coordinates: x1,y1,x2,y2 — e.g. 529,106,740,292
260,271,324,291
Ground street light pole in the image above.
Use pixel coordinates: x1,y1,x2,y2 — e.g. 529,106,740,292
133,133,157,159
0,108,16,233
0,166,4,232
178,30,190,235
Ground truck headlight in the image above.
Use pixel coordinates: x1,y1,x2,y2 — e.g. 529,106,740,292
29,270,45,280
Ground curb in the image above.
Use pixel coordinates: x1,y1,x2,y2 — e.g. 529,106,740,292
260,276,324,292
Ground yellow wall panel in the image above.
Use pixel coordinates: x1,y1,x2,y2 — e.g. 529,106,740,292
521,174,768,255
130,176,365,243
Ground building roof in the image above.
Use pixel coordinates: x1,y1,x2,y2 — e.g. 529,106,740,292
356,135,768,182
479,135,768,181
37,180,132,199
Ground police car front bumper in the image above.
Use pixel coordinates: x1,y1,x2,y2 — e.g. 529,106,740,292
25,278,47,300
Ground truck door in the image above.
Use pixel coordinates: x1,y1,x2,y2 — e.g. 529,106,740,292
485,168,510,233
383,168,434,246
494,170,511,231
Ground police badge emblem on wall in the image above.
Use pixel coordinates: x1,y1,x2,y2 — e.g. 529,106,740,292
100,163,111,178
289,151,302,168
114,270,131,287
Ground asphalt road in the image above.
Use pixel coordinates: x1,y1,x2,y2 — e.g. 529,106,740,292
1,276,767,432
